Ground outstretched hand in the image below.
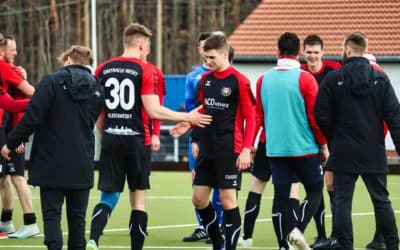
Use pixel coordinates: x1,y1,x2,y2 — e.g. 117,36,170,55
169,122,191,138
188,105,212,128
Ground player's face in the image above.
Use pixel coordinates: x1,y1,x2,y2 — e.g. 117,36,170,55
4,40,17,63
203,49,228,71
304,44,323,69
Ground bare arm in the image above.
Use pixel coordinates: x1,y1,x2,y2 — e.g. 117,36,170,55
141,94,212,127
17,80,35,97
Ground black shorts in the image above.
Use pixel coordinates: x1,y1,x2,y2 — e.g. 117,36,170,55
251,142,271,182
0,127,25,177
193,153,242,189
98,137,151,193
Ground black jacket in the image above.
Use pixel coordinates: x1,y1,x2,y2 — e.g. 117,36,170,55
7,65,104,189
314,57,400,174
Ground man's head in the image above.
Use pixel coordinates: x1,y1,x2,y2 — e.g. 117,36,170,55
202,34,230,71
123,22,152,60
277,32,300,57
0,34,17,63
228,46,234,64
342,31,368,61
58,45,94,66
303,34,324,71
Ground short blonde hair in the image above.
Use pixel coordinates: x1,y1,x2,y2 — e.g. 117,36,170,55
58,45,94,65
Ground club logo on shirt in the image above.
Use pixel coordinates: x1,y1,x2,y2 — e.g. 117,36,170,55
205,80,211,86
221,87,231,97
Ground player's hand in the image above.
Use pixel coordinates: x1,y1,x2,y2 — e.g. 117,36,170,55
236,148,252,170
320,144,329,168
191,142,199,160
325,170,334,192
15,143,25,154
169,122,190,138
17,66,27,79
187,105,212,128
151,135,161,152
1,145,11,161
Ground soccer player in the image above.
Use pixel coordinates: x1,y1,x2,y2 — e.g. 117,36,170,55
315,31,399,250
300,34,341,249
0,34,39,239
86,22,211,250
183,32,223,243
256,32,328,250
190,33,256,250
87,34,167,249
1,45,104,250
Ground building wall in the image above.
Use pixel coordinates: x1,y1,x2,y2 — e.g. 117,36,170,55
235,62,400,150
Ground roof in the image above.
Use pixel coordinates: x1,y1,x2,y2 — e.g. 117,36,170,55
229,0,400,62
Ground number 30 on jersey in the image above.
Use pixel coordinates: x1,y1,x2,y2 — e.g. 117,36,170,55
105,77,135,111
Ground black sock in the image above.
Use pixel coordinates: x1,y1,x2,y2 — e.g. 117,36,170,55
23,213,36,225
289,198,299,224
90,203,112,245
313,194,327,239
224,207,241,250
1,209,12,222
272,184,291,248
297,182,323,232
243,192,261,240
197,203,224,249
129,210,148,250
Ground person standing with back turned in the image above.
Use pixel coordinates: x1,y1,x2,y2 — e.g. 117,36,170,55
314,31,399,250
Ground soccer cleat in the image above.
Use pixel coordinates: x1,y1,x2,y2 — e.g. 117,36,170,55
86,239,99,250
366,241,386,250
8,223,40,239
313,237,341,249
0,232,8,239
288,227,310,250
237,236,253,247
0,220,15,234
183,227,208,242
310,236,327,248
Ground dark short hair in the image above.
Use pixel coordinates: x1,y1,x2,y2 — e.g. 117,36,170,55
278,32,300,57
203,34,229,52
58,45,94,65
198,32,212,43
303,34,323,49
344,32,368,53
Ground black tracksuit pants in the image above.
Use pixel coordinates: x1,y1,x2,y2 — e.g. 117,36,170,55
40,187,90,250
333,173,399,250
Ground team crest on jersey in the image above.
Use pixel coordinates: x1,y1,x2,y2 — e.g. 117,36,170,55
221,87,231,96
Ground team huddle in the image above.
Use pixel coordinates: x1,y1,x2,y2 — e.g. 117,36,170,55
0,22,399,250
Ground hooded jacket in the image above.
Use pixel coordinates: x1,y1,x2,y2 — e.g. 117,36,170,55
314,57,400,174
7,64,104,189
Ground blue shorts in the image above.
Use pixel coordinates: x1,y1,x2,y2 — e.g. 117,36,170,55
270,155,323,185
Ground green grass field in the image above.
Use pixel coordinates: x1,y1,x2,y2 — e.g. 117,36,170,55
1,170,400,249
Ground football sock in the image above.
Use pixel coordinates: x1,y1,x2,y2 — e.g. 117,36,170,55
90,203,112,245
129,210,148,250
243,191,261,239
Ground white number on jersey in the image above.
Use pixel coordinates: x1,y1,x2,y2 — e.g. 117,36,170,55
105,77,135,111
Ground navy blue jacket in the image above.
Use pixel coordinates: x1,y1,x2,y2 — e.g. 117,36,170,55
315,57,400,174
7,65,104,189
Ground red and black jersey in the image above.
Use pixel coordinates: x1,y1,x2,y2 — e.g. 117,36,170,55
145,62,165,138
301,60,341,85
194,66,256,157
0,61,25,126
95,56,156,150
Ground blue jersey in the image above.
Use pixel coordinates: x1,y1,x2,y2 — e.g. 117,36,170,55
185,65,209,111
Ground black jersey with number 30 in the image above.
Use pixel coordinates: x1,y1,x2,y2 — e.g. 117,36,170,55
95,56,155,151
